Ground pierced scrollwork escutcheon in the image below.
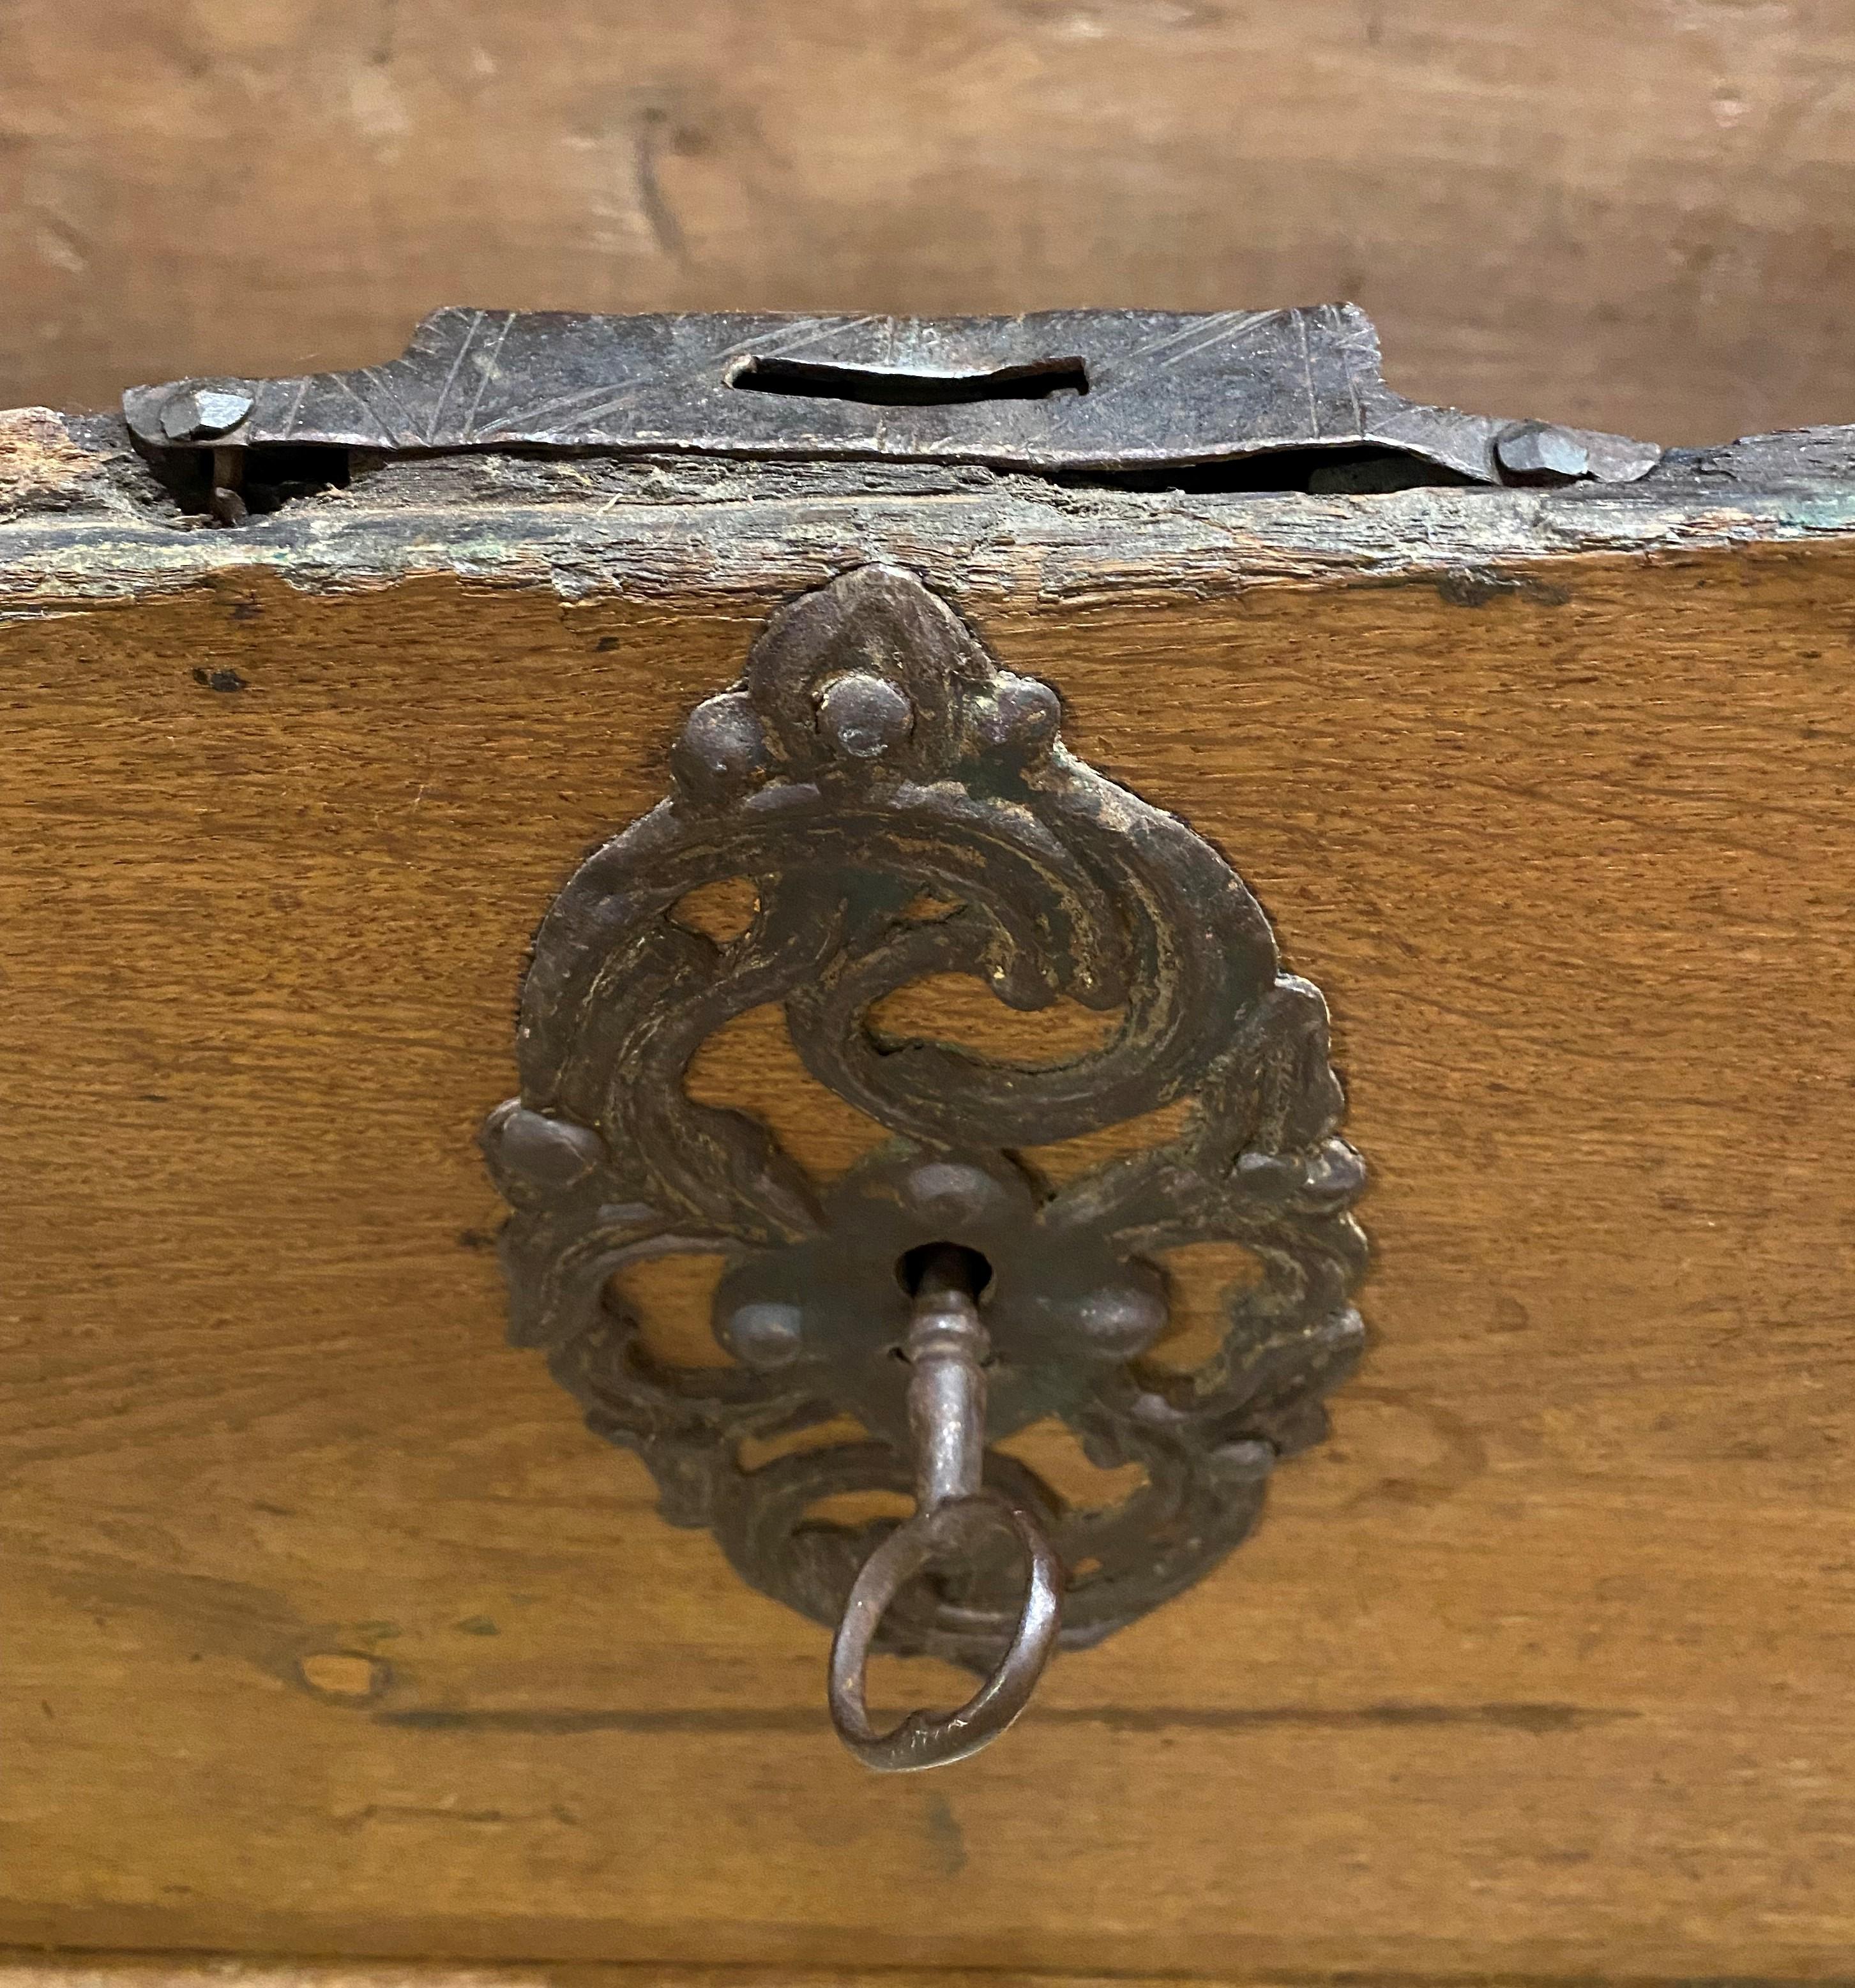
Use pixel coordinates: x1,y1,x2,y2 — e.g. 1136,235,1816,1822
481,563,1367,1765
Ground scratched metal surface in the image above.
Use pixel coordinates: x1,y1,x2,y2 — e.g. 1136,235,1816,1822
121,305,1663,483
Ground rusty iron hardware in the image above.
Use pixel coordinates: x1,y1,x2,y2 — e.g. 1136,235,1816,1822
125,303,1660,496
828,1244,1064,1769
480,562,1369,1770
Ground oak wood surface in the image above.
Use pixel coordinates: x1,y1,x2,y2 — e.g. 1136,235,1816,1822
5,0,1855,444
0,1966,1340,1988
3,444,1855,1978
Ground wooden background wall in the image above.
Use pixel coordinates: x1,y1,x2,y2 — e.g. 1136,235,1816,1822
2,0,1853,443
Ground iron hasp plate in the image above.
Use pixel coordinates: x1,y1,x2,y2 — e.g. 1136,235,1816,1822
124,304,1659,483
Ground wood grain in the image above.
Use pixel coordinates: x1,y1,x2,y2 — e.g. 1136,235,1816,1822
4,453,1855,1977
4,0,1855,443
0,1966,1347,1988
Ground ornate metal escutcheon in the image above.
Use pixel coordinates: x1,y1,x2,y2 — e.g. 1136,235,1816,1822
480,563,1368,1770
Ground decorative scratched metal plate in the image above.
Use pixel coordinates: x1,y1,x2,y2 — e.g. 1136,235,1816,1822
125,302,1660,485
480,564,1367,1671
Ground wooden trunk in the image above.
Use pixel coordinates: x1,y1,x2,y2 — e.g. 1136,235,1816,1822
4,394,1855,1982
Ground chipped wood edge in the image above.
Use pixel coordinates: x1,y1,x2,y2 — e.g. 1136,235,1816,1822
6,410,1855,622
